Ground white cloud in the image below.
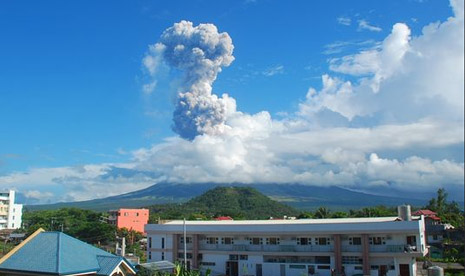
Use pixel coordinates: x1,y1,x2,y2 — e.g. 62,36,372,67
263,65,284,76
337,17,352,26
2,1,463,204
303,10,463,122
358,20,382,32
24,190,54,200
142,80,157,94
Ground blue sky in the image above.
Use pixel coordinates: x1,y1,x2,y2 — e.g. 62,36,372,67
0,0,463,203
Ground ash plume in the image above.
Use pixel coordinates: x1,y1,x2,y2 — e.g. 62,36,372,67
150,20,235,140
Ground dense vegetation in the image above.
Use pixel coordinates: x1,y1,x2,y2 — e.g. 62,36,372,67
148,187,300,222
425,188,464,229
22,208,116,243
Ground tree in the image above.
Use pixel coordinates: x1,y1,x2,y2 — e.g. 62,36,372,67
314,207,331,219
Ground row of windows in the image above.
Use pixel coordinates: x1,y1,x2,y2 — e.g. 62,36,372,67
341,256,363,264
264,256,331,264
229,254,248,260
171,235,416,247
182,237,333,245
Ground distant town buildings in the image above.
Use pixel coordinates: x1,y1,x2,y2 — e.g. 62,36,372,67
0,190,22,230
146,205,427,276
108,208,149,233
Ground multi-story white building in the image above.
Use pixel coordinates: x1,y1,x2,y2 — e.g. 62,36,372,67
0,190,23,230
145,206,427,276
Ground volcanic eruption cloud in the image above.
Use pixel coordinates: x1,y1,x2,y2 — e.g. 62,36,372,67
148,21,236,140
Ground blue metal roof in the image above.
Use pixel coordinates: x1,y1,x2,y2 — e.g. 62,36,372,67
0,231,134,275
96,256,124,275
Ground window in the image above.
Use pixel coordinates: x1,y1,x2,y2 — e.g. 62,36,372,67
317,266,330,270
297,237,310,245
250,237,261,245
178,253,193,259
350,237,362,245
222,237,234,244
317,237,328,245
266,237,280,245
124,212,129,216
229,255,238,260
149,237,152,249
315,256,331,264
161,252,165,260
370,237,385,245
180,237,192,244
371,265,380,270
433,234,438,240
206,237,218,244
240,255,248,260
308,265,315,275
148,252,152,260
355,266,363,270
161,237,165,249
136,213,139,216
200,262,216,266
290,265,306,269
342,256,363,264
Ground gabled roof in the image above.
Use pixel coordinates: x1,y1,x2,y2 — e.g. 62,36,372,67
413,209,437,216
0,229,135,276
413,210,441,220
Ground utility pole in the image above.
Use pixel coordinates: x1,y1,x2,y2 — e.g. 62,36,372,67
183,218,187,270
121,237,126,257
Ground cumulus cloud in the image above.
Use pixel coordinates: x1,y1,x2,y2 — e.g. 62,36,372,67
0,164,156,203
3,1,463,204
302,8,463,123
358,20,382,32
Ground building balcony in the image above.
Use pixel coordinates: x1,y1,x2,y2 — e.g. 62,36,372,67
341,245,362,252
369,244,419,253
198,244,334,252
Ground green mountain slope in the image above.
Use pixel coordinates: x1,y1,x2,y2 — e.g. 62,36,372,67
148,186,300,220
26,182,432,212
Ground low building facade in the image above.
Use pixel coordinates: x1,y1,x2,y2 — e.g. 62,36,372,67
145,213,427,276
108,208,149,234
0,190,22,230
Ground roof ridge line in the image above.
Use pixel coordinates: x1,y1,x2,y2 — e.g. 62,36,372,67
0,228,45,265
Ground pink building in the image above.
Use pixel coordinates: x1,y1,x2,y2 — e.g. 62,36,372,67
108,208,149,234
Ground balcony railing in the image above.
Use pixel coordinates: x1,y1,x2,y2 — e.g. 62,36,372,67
198,244,334,252
179,242,418,254
341,245,362,252
370,244,418,253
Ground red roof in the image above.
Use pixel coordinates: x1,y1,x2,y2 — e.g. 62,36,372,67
215,216,233,221
413,209,441,221
413,209,437,216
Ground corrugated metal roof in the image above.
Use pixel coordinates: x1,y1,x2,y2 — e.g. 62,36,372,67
96,256,123,275
0,231,135,276
141,260,176,271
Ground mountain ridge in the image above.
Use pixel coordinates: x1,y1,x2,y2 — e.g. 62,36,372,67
26,182,430,211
